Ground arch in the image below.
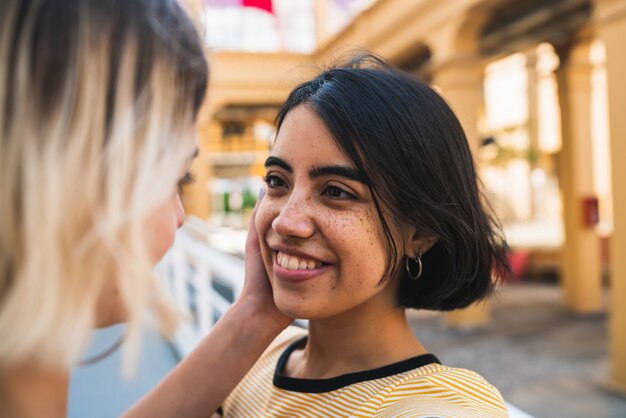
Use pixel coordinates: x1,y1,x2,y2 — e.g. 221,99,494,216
478,0,592,57
454,0,496,55
394,43,434,82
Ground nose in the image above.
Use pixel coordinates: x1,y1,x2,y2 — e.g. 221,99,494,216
271,192,315,238
174,194,185,228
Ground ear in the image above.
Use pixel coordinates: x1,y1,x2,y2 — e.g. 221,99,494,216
403,225,437,258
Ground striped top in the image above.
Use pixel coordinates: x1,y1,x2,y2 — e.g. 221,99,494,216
221,327,509,417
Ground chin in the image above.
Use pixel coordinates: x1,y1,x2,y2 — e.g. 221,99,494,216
275,300,309,320
94,315,127,329
96,319,126,329
275,299,328,321
94,299,129,328
272,286,341,320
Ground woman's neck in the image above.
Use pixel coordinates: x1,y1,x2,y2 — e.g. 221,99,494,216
286,302,427,380
0,363,69,418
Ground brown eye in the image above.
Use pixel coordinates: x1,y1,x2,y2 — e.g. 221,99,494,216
324,185,356,200
263,174,286,188
177,172,195,193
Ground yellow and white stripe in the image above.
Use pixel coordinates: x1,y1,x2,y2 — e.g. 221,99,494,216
222,327,509,418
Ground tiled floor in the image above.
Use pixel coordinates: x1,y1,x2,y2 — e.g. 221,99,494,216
408,282,626,418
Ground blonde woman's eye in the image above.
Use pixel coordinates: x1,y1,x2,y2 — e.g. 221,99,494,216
325,185,356,200
177,172,195,193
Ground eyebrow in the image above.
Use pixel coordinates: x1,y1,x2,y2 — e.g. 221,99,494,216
264,156,366,184
265,156,292,172
309,165,366,184
187,147,199,162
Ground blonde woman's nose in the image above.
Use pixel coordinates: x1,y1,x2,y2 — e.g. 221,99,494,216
174,194,185,228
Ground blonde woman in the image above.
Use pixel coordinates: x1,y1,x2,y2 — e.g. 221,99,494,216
0,1,290,417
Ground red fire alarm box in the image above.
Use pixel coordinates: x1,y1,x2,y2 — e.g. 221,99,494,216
582,196,599,227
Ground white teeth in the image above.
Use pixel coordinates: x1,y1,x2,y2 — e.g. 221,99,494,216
277,252,322,271
288,258,299,270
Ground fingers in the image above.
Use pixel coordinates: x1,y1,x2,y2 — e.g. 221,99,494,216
245,188,265,252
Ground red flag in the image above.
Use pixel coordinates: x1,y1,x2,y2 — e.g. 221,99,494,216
242,0,273,14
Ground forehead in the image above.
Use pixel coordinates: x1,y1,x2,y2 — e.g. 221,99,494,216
272,105,353,167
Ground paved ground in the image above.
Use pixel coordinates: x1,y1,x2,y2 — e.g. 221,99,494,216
408,282,626,418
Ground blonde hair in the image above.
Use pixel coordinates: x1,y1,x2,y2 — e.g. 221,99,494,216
0,0,208,370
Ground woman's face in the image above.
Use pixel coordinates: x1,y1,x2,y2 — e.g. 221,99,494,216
145,146,198,263
256,105,401,320
95,151,194,328
145,191,186,263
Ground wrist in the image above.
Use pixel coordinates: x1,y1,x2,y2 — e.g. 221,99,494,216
228,297,290,337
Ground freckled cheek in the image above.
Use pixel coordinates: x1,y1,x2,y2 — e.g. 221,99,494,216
255,199,283,272
255,199,279,237
333,211,387,278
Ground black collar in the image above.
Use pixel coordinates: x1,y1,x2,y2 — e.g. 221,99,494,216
273,336,441,393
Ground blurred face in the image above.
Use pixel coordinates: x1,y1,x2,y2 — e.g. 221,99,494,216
145,146,198,262
95,148,196,328
145,192,186,263
256,105,400,320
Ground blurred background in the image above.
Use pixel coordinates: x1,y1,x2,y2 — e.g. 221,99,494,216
69,1,626,417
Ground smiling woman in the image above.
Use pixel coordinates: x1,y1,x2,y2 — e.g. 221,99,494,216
259,106,395,320
220,54,512,417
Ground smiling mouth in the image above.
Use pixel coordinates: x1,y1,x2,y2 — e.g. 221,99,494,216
276,251,324,271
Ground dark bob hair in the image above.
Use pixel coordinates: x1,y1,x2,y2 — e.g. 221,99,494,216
274,54,510,311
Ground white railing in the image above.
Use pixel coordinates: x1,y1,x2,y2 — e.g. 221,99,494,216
156,217,246,358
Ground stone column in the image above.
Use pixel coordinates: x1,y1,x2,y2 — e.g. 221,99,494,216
433,57,491,327
525,48,542,220
554,41,604,314
432,57,485,154
595,0,626,395
313,0,332,47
